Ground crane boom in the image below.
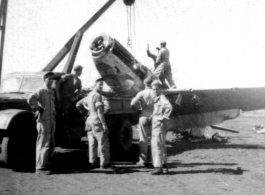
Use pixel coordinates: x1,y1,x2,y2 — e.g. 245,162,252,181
0,0,8,83
42,0,116,73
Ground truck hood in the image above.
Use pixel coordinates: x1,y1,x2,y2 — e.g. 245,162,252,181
0,93,30,102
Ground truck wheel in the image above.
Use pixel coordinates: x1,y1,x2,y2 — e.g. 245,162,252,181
1,134,36,170
116,119,133,152
1,137,12,165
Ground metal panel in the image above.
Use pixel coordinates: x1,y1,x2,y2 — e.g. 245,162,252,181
0,109,32,130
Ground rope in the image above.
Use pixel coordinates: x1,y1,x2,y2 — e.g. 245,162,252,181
133,3,136,58
126,2,138,64
126,6,132,49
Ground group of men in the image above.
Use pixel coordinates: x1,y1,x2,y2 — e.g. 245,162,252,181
27,65,84,175
26,40,175,175
131,77,173,175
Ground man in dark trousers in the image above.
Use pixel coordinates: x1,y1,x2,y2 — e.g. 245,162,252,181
55,65,83,145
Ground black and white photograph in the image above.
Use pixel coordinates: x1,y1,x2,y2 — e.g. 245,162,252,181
0,0,265,194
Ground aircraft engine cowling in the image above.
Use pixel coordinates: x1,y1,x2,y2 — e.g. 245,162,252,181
90,33,155,96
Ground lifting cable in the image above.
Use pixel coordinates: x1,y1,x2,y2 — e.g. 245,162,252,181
124,0,136,62
126,6,132,49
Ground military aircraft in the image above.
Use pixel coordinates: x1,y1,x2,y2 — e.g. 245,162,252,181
18,0,265,134
1,0,265,169
90,33,265,132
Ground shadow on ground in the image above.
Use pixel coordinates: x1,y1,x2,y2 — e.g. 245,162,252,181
49,140,140,174
0,137,261,174
166,138,265,157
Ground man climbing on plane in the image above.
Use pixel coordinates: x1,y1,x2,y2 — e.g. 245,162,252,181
152,41,176,89
146,44,168,89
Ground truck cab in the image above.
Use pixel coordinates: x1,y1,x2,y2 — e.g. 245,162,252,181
0,72,137,169
0,72,45,170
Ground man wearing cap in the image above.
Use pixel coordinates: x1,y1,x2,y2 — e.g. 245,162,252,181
27,72,56,175
153,41,176,89
55,65,83,145
131,76,155,167
83,78,111,169
150,80,172,175
146,44,168,89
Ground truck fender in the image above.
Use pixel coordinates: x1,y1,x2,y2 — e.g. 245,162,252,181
0,109,36,169
0,109,33,130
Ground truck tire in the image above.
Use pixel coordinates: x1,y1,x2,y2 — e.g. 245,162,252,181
1,134,36,170
116,119,133,152
1,137,12,165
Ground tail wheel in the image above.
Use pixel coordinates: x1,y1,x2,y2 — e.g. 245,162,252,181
116,119,133,152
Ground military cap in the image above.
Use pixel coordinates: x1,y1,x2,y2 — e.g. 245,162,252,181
73,65,83,71
43,71,54,79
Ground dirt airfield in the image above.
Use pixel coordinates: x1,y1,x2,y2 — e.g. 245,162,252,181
1,110,265,195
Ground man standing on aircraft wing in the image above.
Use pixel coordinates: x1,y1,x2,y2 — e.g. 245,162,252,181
131,76,155,167
146,44,168,89
146,44,158,69
55,65,83,145
150,80,172,175
153,41,176,89
27,72,56,175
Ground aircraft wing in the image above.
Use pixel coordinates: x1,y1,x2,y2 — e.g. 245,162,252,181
90,33,265,130
165,87,265,115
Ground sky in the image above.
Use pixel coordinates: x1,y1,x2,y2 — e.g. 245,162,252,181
2,0,265,89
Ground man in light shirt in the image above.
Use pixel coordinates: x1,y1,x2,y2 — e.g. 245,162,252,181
153,41,176,89
131,77,155,166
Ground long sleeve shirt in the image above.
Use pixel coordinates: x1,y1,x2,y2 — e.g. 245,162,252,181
153,94,172,121
147,50,158,70
147,50,157,63
27,86,56,122
156,47,170,65
57,74,82,99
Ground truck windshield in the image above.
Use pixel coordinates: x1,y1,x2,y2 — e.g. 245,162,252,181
0,76,43,93
0,76,23,93
20,77,44,92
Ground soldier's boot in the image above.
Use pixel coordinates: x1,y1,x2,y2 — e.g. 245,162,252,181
150,167,163,175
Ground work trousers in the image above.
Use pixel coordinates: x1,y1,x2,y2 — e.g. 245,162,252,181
87,131,110,166
36,119,56,170
151,119,167,168
153,62,176,88
138,116,152,163
61,98,75,141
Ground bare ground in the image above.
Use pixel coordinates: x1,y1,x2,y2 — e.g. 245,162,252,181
1,111,265,195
